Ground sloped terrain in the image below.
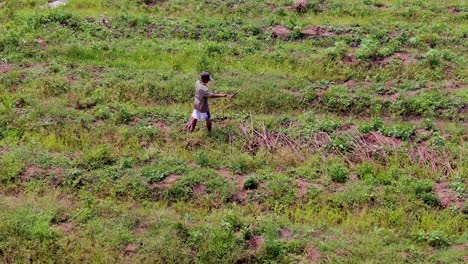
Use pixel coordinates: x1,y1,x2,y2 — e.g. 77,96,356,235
0,0,467,263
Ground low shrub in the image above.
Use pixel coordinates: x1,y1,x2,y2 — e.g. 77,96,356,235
327,162,348,183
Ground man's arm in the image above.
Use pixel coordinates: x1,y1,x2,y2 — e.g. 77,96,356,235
209,93,228,98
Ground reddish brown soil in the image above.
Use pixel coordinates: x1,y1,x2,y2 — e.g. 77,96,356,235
342,55,357,65
55,222,74,234
36,38,47,48
192,183,206,195
361,132,402,147
272,25,291,40
445,81,468,92
339,124,358,132
152,120,170,133
434,182,464,209
375,93,399,102
125,244,139,256
342,79,357,86
134,225,148,234
216,169,232,178
229,175,248,204
380,52,417,65
21,166,64,181
304,244,321,263
248,236,264,250
148,174,181,189
0,64,12,74
296,178,310,198
279,228,293,241
447,7,461,13
452,243,467,251
302,26,342,38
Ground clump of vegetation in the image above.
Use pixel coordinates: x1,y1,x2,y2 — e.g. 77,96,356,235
326,162,349,183
243,175,258,190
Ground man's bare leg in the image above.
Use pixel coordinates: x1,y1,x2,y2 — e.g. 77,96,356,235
189,118,198,132
183,118,193,131
206,118,212,132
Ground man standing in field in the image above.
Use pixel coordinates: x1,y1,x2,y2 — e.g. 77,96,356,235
183,72,230,132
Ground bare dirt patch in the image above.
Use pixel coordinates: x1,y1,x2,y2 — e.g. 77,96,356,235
342,55,357,65
216,169,232,178
229,175,248,204
296,178,310,198
447,7,461,14
434,182,464,209
302,26,348,38
124,243,139,256
0,64,12,74
339,124,358,132
379,52,417,65
54,221,74,234
272,25,291,40
445,81,468,92
148,174,181,189
304,244,321,263
248,235,264,250
279,228,293,241
152,120,170,133
192,183,206,195
134,224,149,235
20,166,64,181
361,132,402,147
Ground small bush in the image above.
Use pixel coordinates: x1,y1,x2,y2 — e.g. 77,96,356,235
380,123,415,140
327,162,348,183
243,175,258,190
77,146,116,170
416,231,451,248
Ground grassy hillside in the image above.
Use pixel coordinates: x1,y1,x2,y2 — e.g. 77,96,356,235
0,0,467,263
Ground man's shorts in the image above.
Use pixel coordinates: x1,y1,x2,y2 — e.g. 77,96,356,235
192,109,211,121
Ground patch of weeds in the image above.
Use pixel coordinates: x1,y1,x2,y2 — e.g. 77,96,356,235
32,152,70,168
326,41,350,60
411,180,440,207
428,132,445,147
77,145,116,170
227,153,256,174
243,175,258,190
356,162,377,182
358,118,384,133
355,37,380,60
416,231,451,248
326,133,354,152
331,183,376,208
326,162,348,183
263,173,296,205
0,151,24,184
195,150,210,168
141,158,186,183
380,123,415,140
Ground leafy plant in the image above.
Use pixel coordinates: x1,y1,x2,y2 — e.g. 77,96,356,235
327,162,348,183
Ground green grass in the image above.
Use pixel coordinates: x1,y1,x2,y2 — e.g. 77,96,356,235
0,0,467,263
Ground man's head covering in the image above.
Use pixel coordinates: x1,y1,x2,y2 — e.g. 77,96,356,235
201,72,213,81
